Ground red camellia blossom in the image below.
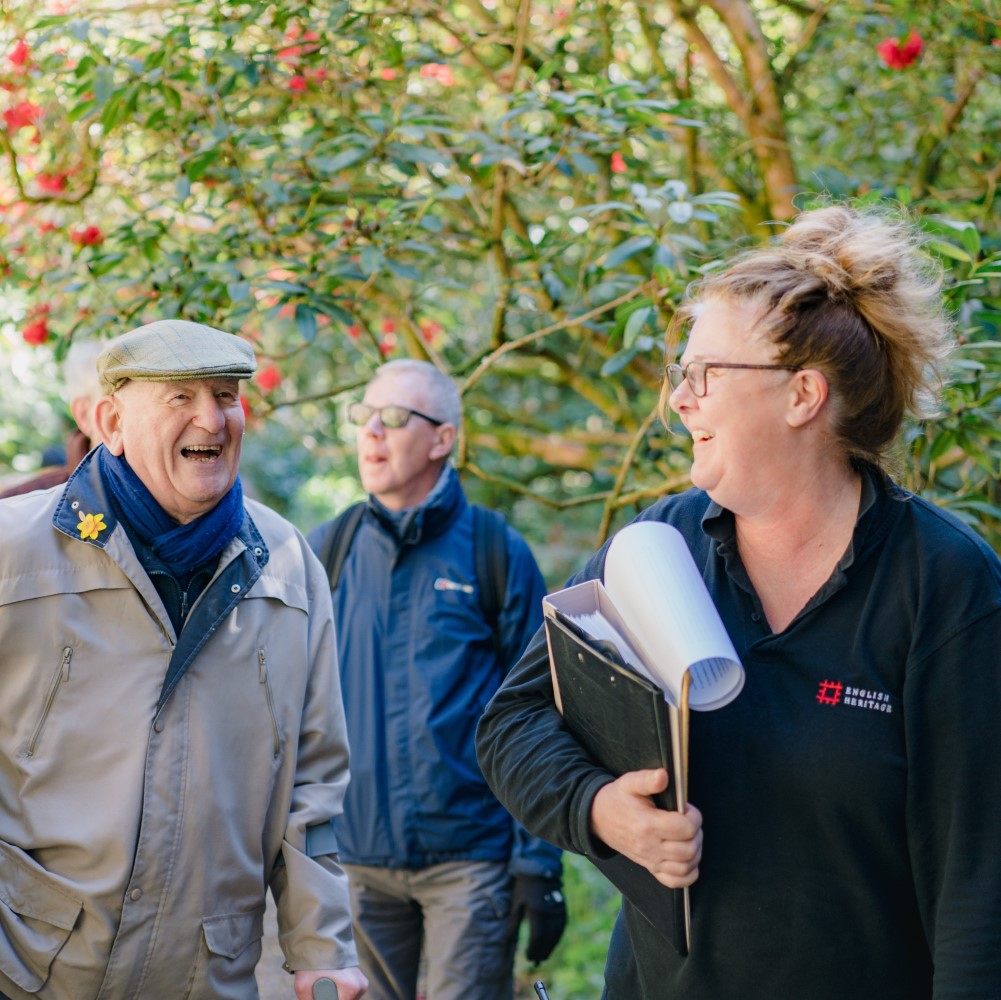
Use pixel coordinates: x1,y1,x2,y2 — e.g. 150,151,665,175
36,171,68,193
381,319,396,335
288,74,307,92
240,397,252,420
278,29,320,62
420,63,455,87
419,320,442,344
876,30,923,70
347,323,362,340
610,151,627,174
378,339,395,356
257,364,282,392
8,39,29,68
379,68,396,81
3,100,42,132
22,316,49,345
70,225,104,246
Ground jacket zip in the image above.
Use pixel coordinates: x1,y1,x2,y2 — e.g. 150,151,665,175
26,646,73,757
258,648,281,758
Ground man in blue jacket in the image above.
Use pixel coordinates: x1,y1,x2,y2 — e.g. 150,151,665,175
308,359,564,1000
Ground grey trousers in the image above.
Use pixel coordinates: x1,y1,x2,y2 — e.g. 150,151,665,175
345,860,515,1000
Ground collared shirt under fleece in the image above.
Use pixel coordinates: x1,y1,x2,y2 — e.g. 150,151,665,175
310,464,560,878
476,465,1001,1000
0,447,357,1000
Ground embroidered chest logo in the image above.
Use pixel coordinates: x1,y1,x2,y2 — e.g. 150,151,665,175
816,679,843,705
434,577,474,594
816,679,893,714
77,510,107,540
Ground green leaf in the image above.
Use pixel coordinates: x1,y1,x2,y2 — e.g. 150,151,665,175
623,305,652,348
928,241,973,264
92,65,115,106
569,151,599,175
310,147,371,173
961,226,981,260
601,345,639,376
295,304,317,341
602,235,654,270
88,253,126,276
184,148,220,182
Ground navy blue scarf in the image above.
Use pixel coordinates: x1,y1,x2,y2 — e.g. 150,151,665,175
98,447,245,575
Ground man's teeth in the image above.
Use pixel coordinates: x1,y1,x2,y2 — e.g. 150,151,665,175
182,446,222,460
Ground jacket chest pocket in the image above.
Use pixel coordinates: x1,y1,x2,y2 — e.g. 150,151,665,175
258,648,283,760
21,647,73,760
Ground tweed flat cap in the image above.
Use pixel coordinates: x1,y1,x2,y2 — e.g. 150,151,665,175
97,320,257,394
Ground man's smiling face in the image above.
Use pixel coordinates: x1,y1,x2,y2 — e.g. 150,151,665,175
105,378,245,524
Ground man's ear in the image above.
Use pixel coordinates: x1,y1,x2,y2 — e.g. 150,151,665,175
94,395,125,455
786,368,828,429
429,422,457,461
70,395,101,442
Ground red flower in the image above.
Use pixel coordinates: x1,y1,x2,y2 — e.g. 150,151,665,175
378,339,395,356
240,397,252,419
379,68,397,81
70,225,103,246
347,323,362,340
419,320,442,344
36,171,68,193
877,30,923,70
610,151,627,174
257,364,283,391
3,100,42,132
8,39,29,68
22,316,49,345
419,63,455,87
36,220,57,233
380,319,396,335
289,75,307,92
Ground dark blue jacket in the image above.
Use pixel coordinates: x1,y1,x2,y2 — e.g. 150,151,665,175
313,465,560,876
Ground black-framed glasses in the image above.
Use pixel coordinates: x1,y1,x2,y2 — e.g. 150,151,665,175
665,361,801,398
347,402,444,429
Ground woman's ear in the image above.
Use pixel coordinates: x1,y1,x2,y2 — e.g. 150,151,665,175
786,368,829,429
429,422,457,462
94,395,125,455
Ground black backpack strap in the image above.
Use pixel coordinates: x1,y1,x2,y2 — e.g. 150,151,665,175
472,504,508,630
315,502,366,592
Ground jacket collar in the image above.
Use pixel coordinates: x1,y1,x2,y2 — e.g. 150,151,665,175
366,463,466,546
52,445,269,569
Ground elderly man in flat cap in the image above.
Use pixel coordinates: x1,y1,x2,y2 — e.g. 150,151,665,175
0,321,367,1000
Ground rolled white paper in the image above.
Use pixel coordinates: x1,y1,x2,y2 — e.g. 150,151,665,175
603,520,744,711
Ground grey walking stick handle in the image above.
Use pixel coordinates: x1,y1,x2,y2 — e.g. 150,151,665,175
312,978,339,1000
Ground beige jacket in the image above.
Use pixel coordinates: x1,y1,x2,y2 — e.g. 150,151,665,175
0,453,356,999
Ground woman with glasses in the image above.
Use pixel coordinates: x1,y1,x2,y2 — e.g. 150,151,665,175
477,205,1001,999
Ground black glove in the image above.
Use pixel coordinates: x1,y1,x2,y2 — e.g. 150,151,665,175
508,874,567,964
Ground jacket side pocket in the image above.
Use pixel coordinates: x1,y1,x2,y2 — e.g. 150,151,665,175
0,841,83,992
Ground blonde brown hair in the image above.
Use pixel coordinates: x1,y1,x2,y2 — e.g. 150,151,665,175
669,205,955,468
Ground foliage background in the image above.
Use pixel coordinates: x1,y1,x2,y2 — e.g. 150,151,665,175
2,1,1000,995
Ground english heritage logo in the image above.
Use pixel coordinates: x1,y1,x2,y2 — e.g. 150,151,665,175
816,680,893,714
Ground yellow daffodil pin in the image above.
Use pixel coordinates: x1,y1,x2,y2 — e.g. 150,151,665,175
77,510,107,540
